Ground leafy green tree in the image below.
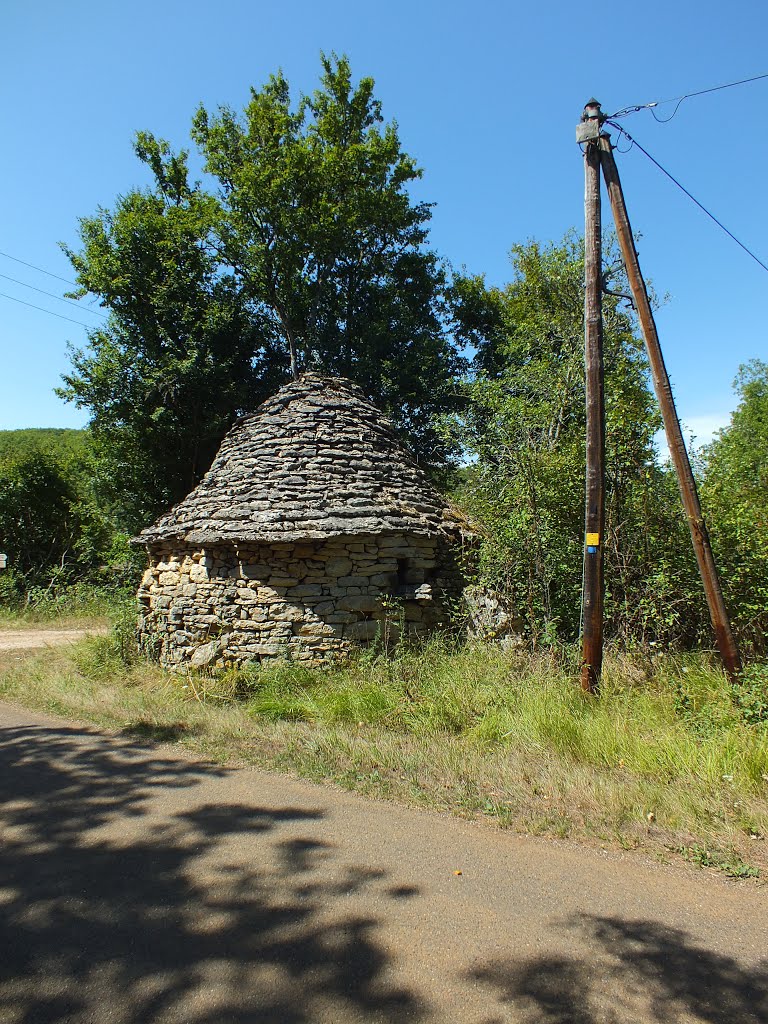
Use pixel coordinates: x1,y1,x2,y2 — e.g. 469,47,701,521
61,55,462,530
59,136,278,531
0,443,114,597
190,53,461,460
0,428,87,464
701,360,768,654
451,235,704,645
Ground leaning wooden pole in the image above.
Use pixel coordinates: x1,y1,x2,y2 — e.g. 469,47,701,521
598,133,742,682
580,102,606,693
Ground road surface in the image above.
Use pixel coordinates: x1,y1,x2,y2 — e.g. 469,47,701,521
1,700,765,1023
0,627,107,652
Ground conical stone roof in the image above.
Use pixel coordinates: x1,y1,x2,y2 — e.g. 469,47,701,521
137,374,467,546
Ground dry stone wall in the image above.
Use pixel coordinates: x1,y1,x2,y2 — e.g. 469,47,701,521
138,533,465,670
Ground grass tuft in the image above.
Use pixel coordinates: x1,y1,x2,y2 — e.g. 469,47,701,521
1,621,765,879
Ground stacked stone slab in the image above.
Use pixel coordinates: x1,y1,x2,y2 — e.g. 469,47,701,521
134,374,474,669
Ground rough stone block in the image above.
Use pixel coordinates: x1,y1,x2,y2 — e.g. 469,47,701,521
325,557,353,577
285,584,323,598
252,643,286,656
269,605,305,622
404,605,426,622
237,620,267,632
338,595,380,613
296,622,335,637
344,620,379,640
325,611,357,624
190,640,220,667
370,572,395,587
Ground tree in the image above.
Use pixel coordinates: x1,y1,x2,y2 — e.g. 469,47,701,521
190,53,461,461
0,442,113,598
451,235,704,646
61,55,462,530
59,137,280,532
701,360,768,654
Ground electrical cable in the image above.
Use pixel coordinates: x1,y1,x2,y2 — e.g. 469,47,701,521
0,290,96,329
0,249,79,287
649,98,686,123
0,272,107,318
606,121,768,277
607,70,768,121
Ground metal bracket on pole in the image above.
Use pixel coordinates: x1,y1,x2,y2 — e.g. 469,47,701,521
576,98,605,143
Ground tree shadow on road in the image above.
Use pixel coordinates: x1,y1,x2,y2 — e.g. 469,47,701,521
0,723,425,1024
469,912,768,1024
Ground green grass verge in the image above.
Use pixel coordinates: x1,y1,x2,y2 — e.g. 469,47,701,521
0,584,130,628
1,620,766,880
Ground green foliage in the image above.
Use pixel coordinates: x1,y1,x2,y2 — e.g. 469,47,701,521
70,596,140,679
0,428,87,463
700,360,768,655
59,136,278,531
206,642,768,810
450,235,705,647
733,663,768,726
0,445,108,593
60,54,462,530
676,844,760,878
0,431,140,609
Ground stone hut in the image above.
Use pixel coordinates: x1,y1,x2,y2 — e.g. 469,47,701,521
135,374,474,669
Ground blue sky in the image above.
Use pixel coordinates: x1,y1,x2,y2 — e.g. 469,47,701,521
2,0,766,448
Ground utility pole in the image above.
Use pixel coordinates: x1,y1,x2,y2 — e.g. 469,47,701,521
598,133,742,682
579,100,605,693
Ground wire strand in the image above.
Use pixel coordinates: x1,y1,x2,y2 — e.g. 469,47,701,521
0,290,96,329
0,272,107,318
607,70,768,121
606,122,768,277
0,249,79,287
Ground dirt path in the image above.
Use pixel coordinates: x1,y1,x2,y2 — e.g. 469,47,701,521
0,626,107,651
1,699,766,1023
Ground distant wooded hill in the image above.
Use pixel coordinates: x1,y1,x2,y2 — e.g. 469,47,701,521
0,428,88,463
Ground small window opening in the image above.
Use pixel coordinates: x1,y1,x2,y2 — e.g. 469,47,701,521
397,559,409,588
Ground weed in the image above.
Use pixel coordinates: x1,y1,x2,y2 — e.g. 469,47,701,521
677,844,761,879
733,663,768,727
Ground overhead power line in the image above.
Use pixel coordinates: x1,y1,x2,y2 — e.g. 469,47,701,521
606,122,768,277
0,271,107,318
608,70,768,122
0,290,95,329
0,249,79,288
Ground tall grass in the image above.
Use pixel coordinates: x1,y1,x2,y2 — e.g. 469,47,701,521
219,640,767,795
1,623,766,875
0,581,131,627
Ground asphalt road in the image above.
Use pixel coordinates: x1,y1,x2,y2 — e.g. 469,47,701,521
1,700,766,1023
